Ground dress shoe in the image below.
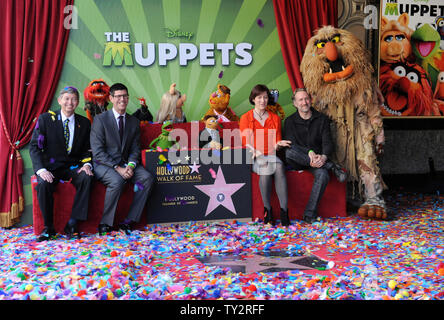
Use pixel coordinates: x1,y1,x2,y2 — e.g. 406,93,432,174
98,224,112,235
37,227,56,242
302,215,318,224
118,223,132,235
331,163,348,183
263,207,274,225
64,223,80,240
280,208,290,227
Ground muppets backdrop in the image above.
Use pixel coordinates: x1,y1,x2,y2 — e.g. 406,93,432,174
379,0,444,117
0,0,337,227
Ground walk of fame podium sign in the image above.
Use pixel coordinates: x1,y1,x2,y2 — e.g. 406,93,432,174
143,148,252,224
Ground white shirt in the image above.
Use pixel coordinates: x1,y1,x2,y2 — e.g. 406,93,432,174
112,107,126,129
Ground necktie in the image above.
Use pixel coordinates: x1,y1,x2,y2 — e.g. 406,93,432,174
118,115,124,142
63,119,70,152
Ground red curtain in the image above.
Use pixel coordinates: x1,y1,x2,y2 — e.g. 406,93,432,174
0,0,72,227
272,0,338,90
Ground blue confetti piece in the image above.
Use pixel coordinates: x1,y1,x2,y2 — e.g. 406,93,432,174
166,163,172,171
218,71,223,79
70,165,79,170
134,181,144,192
49,158,55,164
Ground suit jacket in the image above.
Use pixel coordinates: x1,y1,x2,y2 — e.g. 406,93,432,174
29,110,92,173
283,107,334,157
90,109,141,178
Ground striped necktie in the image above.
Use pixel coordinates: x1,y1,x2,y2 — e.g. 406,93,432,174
63,119,70,152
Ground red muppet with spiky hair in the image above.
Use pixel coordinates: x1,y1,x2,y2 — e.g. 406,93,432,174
83,79,110,123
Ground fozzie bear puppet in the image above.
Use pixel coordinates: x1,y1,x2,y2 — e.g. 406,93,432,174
201,84,239,122
300,26,388,220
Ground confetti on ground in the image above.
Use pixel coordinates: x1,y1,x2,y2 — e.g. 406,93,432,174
0,192,443,300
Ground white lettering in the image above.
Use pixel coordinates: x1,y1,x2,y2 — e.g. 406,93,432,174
179,43,198,66
159,43,178,66
235,43,253,66
134,43,156,66
200,43,215,66
217,43,234,65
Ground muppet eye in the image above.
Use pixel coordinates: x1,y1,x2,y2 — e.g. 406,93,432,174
384,35,394,42
331,35,340,43
438,72,444,82
406,72,419,83
395,35,405,41
439,20,444,27
393,65,406,77
316,41,326,48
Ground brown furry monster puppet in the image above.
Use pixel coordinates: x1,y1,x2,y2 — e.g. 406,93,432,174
201,84,239,122
83,79,110,123
300,26,388,220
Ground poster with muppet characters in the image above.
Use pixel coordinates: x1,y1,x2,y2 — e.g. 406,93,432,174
379,0,444,117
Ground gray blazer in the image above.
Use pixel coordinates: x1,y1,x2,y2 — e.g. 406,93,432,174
90,109,141,178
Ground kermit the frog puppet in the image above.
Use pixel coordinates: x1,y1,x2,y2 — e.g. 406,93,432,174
149,121,178,150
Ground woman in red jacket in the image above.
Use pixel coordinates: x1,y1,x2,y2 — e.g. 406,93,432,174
240,84,291,226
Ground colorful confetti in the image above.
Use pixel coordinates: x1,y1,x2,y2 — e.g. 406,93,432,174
0,192,442,300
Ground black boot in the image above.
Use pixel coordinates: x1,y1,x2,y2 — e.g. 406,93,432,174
264,207,273,225
280,208,290,227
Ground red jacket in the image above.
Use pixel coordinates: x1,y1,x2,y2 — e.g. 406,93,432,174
239,109,282,156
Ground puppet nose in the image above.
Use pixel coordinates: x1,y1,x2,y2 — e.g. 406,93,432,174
397,76,411,91
325,41,338,62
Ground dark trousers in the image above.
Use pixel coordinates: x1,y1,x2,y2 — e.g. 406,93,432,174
36,167,93,230
285,145,332,218
97,166,154,227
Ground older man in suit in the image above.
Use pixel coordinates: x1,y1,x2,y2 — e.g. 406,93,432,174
90,83,154,235
30,86,93,241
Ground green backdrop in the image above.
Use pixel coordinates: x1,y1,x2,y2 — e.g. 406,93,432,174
19,0,292,226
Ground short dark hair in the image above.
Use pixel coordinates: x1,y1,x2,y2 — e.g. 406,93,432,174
203,114,218,121
110,83,128,96
59,86,79,100
249,84,271,105
292,88,308,101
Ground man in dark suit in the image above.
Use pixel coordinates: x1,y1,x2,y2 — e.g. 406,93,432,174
30,86,94,241
90,83,154,235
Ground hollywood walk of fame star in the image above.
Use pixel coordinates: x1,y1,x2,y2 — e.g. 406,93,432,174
196,251,328,274
194,166,245,216
189,162,201,174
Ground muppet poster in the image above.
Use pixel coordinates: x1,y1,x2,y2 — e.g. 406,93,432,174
379,0,444,117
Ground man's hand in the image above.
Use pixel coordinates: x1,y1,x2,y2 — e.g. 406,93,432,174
78,164,94,176
115,166,134,180
38,169,54,183
309,152,327,168
276,140,291,150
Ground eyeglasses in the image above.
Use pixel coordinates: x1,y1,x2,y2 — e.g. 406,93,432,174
112,94,129,100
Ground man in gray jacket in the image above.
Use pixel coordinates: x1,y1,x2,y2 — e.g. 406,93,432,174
90,83,154,235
